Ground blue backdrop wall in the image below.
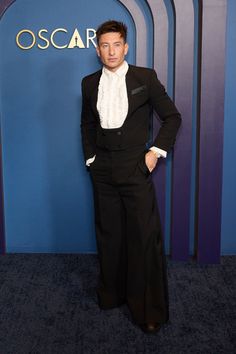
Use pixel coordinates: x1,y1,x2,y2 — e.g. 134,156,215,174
0,0,235,257
221,0,236,255
0,0,135,253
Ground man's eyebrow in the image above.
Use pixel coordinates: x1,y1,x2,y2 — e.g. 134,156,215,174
100,41,123,45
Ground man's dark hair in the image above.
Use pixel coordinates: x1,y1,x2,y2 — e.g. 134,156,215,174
96,20,127,44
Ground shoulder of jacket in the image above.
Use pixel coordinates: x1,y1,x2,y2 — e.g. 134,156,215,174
128,64,155,75
82,69,102,83
128,65,157,84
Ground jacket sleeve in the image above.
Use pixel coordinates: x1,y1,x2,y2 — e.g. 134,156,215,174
148,70,181,152
80,77,97,161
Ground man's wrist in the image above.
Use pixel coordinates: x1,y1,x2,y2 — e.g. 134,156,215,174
149,146,167,158
149,149,159,159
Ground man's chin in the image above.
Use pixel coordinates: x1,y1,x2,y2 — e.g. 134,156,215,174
104,61,123,72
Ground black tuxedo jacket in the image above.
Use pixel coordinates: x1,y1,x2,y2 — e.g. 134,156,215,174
81,64,181,161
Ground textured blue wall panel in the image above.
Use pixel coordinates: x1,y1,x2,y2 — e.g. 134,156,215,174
221,0,236,255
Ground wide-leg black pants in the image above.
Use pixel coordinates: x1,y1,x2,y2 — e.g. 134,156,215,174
90,144,169,325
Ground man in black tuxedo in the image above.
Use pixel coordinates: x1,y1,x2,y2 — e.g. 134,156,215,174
81,20,181,333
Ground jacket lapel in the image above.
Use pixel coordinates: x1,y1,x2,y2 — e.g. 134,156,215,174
90,70,102,118
125,66,147,119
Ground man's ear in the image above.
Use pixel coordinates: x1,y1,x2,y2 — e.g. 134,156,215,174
96,46,100,57
124,43,129,56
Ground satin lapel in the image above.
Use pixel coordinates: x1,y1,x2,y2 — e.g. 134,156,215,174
90,70,102,117
126,67,144,119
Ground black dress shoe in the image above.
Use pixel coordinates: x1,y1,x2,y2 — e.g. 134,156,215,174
139,322,162,334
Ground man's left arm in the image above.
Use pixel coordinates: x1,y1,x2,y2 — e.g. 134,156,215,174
148,69,182,152
145,69,181,172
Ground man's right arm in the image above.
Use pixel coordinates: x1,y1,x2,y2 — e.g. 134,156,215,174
80,78,97,163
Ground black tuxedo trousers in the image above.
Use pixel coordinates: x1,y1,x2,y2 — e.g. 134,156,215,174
90,132,169,325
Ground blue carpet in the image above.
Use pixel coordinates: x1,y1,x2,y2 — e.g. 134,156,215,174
0,254,235,353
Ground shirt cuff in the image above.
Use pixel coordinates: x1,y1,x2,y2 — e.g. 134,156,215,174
86,155,96,166
149,146,167,158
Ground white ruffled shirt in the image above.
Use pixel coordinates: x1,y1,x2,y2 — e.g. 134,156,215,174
86,60,167,166
97,60,129,128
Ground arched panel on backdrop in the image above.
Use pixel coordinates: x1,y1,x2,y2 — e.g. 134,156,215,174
0,0,227,263
171,0,194,261
197,0,226,263
146,0,169,254
0,0,15,19
0,0,16,257
118,0,148,67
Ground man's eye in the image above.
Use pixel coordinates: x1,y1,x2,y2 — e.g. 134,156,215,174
102,44,108,48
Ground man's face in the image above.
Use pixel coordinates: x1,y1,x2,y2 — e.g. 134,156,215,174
96,32,129,72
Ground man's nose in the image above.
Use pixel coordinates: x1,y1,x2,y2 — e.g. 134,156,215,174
109,46,115,55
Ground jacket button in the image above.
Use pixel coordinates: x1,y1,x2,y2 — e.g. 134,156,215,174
117,131,121,135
